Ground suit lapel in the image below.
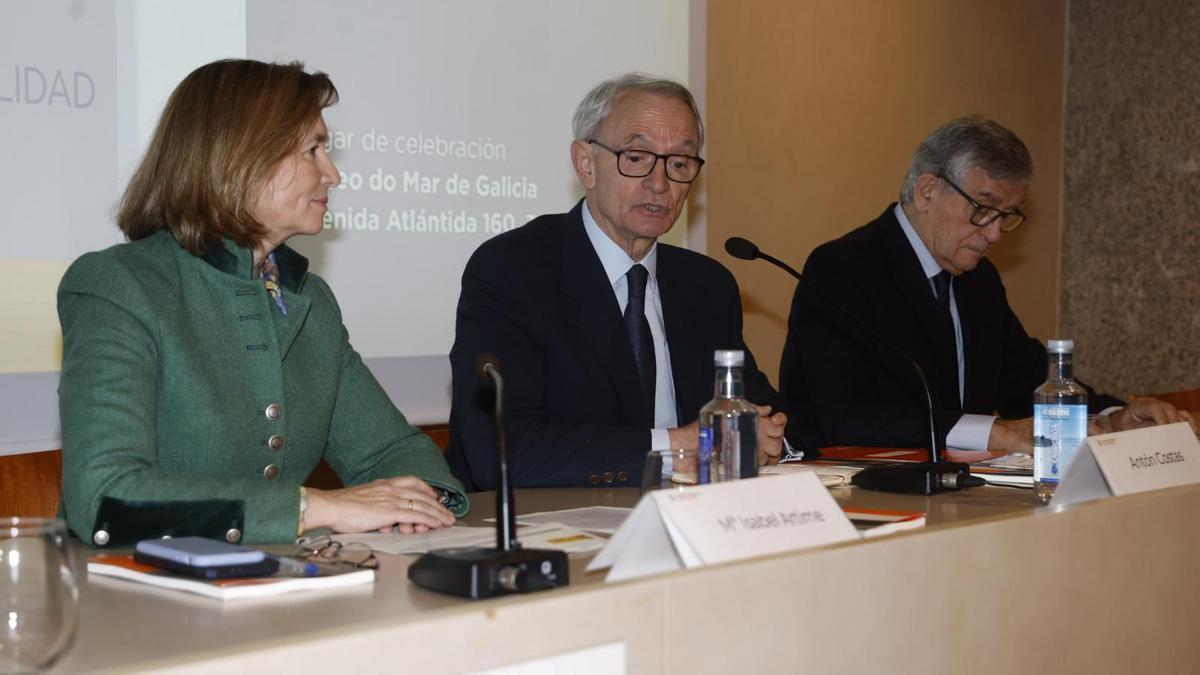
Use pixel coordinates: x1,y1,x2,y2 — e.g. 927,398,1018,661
878,212,961,411
953,267,989,412
198,239,313,361
272,244,312,360
656,246,707,422
559,202,647,425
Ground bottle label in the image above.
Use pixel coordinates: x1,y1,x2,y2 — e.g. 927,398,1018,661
1033,403,1088,483
698,426,713,484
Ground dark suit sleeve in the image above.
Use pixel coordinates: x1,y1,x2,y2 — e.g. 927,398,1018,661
779,244,961,449
1080,384,1125,413
448,245,648,490
990,288,1047,419
991,325,1124,417
981,268,1124,419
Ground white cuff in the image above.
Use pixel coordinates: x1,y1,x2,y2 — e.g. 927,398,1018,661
782,437,803,461
945,414,996,452
650,428,672,451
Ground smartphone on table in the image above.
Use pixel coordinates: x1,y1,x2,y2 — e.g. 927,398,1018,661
134,536,279,579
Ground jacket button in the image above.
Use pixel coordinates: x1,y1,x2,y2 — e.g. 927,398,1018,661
265,403,281,421
263,464,279,480
225,528,242,543
589,474,600,485
602,472,614,483
268,434,284,450
92,529,110,546
617,471,629,482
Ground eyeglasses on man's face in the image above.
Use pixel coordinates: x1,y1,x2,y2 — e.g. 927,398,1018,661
937,172,1026,233
588,140,705,184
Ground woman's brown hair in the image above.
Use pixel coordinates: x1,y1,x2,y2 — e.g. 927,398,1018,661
116,59,338,255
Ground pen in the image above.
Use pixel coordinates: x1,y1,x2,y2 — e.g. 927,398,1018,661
270,555,319,577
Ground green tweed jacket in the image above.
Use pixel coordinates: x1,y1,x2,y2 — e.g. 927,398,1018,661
58,230,468,546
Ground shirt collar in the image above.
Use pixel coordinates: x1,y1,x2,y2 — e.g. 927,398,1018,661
198,237,309,292
894,203,943,280
581,198,659,286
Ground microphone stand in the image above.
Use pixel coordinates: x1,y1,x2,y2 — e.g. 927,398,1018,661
487,361,518,551
408,355,569,598
724,237,982,494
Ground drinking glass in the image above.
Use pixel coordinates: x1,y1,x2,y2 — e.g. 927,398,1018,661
641,448,718,494
0,518,79,673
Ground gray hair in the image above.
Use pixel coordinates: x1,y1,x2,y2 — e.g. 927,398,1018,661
899,115,1033,204
572,73,704,150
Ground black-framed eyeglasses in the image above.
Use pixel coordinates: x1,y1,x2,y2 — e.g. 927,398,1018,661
588,140,705,183
937,172,1026,233
293,535,379,570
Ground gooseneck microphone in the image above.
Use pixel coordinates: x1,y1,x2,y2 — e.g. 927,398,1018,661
475,354,517,551
408,354,569,597
725,237,983,493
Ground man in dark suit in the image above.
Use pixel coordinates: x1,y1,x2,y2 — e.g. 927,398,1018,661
447,74,807,490
779,116,1190,454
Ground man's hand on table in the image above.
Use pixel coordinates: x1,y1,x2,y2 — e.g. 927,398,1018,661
1091,397,1196,435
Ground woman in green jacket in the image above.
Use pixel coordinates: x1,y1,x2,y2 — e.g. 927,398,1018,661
58,59,468,546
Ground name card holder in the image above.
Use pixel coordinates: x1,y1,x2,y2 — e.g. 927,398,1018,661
587,471,857,582
1051,421,1200,508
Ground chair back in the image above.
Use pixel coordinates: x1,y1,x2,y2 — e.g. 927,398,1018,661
1144,388,1200,415
0,450,62,518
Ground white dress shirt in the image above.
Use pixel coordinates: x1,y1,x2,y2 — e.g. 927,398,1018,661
894,204,995,451
581,201,679,450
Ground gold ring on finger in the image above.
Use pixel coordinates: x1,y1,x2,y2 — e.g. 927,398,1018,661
408,499,415,510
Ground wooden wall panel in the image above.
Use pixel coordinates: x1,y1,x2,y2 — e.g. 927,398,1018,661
706,0,1068,384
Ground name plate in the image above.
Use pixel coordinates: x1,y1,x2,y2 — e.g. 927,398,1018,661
1051,422,1200,508
587,471,857,582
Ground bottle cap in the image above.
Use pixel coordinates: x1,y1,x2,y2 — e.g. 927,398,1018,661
1047,339,1074,354
713,350,744,366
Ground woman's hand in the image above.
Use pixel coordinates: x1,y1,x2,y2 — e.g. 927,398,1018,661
304,477,456,535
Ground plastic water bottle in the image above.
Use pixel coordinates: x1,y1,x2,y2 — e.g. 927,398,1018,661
699,350,759,481
1033,339,1088,504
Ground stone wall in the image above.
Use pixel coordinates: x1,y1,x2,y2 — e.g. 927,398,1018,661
1062,0,1200,396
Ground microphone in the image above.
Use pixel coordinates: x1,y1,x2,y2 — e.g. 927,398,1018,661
725,237,984,494
408,354,569,598
724,236,759,260
474,353,516,550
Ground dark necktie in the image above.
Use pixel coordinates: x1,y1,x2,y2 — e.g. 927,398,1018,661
932,270,953,314
932,270,960,403
624,264,656,427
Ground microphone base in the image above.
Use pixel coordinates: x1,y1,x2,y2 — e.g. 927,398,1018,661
408,546,569,599
850,461,980,495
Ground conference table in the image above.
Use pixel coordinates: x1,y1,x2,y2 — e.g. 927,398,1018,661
50,479,1200,674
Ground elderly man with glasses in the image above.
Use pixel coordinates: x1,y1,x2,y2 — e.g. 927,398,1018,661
447,74,813,490
779,116,1190,455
